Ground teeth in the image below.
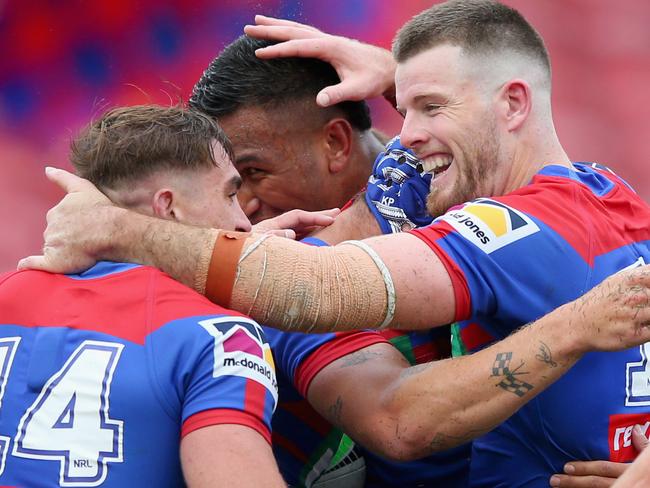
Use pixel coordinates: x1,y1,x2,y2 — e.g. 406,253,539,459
422,155,452,175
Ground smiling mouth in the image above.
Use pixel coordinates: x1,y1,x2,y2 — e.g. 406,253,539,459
421,155,452,180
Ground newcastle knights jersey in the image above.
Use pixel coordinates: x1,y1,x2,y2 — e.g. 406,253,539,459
266,326,386,487
298,238,471,488
0,262,277,487
269,236,388,487
410,163,650,486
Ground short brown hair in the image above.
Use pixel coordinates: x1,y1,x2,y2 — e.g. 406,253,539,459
71,104,234,189
393,0,550,73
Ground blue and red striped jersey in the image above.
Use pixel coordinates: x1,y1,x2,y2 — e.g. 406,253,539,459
359,327,471,488
410,163,650,487
265,317,387,486
300,237,471,487
0,262,277,487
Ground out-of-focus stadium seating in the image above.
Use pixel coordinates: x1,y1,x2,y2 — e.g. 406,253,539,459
1,0,648,271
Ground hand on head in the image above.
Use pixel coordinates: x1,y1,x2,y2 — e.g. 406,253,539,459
244,15,396,107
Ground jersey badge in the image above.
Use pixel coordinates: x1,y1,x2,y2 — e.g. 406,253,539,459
609,413,650,462
199,317,278,405
437,198,540,253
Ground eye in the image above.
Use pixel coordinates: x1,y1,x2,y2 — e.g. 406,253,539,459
241,167,264,179
425,103,441,114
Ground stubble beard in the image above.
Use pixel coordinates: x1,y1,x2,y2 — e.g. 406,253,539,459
426,120,500,218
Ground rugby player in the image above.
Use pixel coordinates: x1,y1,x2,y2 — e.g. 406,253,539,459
25,1,650,486
0,108,283,486
189,34,468,487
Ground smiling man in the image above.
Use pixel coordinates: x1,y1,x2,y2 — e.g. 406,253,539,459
190,35,385,224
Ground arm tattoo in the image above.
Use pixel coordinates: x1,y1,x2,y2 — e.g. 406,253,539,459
327,396,344,424
490,352,534,397
535,341,558,367
399,362,431,379
338,349,384,368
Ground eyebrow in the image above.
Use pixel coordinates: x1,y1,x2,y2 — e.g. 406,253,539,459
228,175,243,191
397,93,446,114
234,154,266,167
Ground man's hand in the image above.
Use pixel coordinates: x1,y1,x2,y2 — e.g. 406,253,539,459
244,15,396,107
550,426,649,487
568,266,650,354
18,167,121,274
252,208,340,239
365,136,433,234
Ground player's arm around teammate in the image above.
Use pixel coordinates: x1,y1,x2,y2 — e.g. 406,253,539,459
301,270,650,459
18,169,650,448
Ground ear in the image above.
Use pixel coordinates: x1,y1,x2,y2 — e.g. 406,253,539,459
151,188,176,221
499,79,532,132
323,118,353,174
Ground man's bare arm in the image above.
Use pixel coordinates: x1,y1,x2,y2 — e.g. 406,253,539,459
23,168,454,331
181,424,285,487
22,169,650,337
307,271,650,459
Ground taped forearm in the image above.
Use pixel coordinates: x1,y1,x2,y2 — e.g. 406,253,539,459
200,232,394,332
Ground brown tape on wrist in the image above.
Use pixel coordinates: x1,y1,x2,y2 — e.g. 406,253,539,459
205,231,250,307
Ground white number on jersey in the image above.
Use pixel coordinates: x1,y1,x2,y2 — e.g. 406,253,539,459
0,337,21,475
623,257,649,406
12,340,124,487
626,342,650,406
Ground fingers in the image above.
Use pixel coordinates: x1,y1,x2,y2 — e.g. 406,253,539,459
632,424,650,452
562,461,628,479
319,208,341,218
251,37,332,61
317,78,371,106
550,474,615,487
253,14,320,31
625,265,650,287
45,167,95,194
244,24,322,43
17,255,48,271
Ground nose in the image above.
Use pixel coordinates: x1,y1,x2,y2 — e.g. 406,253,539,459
235,213,252,233
237,185,260,218
399,113,428,150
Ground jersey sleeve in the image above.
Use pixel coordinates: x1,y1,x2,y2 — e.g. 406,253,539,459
150,313,278,444
410,196,590,336
266,328,389,398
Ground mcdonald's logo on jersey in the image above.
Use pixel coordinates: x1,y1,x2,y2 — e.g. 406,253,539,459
199,316,278,405
437,198,540,254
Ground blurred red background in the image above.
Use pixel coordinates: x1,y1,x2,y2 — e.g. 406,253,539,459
1,0,648,272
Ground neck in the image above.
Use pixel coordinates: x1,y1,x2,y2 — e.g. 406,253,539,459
502,124,572,194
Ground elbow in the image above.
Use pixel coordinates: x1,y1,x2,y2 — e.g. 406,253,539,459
365,418,435,462
361,405,437,462
371,390,469,460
